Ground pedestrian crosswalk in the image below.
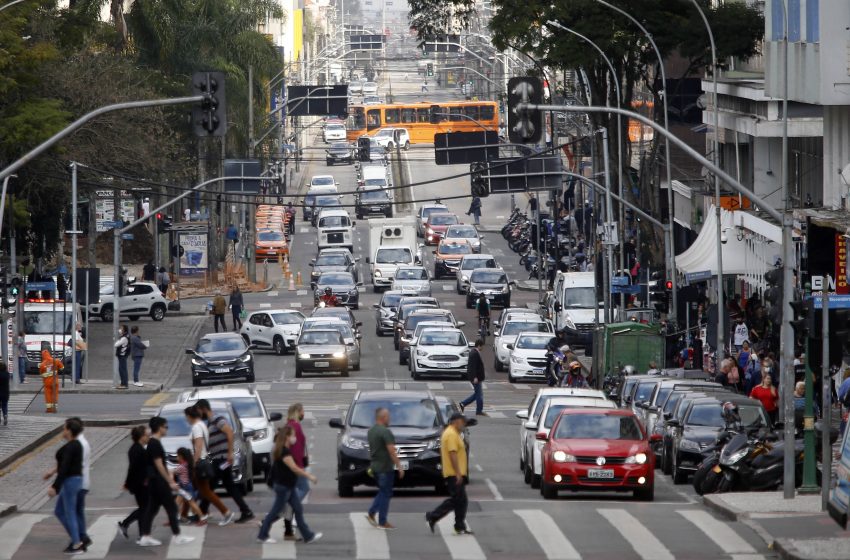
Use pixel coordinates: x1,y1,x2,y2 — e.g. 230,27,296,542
0,507,768,559
6,394,33,415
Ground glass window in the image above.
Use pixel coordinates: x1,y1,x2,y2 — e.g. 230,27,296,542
562,287,597,309
384,109,400,124
318,273,355,286
271,312,303,325
350,398,439,429
502,322,551,336
24,311,74,335
480,105,495,121
402,108,417,123
249,314,264,326
298,330,343,345
686,404,724,427
553,414,643,440
448,108,464,121
196,337,246,353
463,106,480,120
470,270,507,284
806,0,819,42
225,397,263,419
633,381,658,404
420,331,465,346
347,107,365,129
376,247,413,264
366,109,381,129
438,243,472,255
417,108,432,123
516,335,549,350
257,231,285,241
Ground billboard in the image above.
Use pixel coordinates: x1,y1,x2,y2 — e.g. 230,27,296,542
95,190,136,232
178,232,208,276
286,85,348,117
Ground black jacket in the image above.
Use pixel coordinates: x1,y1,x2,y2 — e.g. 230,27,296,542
0,368,9,401
53,439,83,491
467,348,485,382
124,442,148,495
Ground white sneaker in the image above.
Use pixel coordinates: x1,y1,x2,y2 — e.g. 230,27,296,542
304,533,323,544
137,536,162,547
218,512,235,526
173,535,195,545
257,537,277,544
133,382,144,387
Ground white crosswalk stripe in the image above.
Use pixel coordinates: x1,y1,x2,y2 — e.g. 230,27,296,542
268,291,279,297
296,290,308,296
262,536,296,559
427,382,444,390
297,383,314,390
78,515,124,559
6,394,33,414
350,512,390,559
0,514,48,560
514,509,581,560
260,303,272,308
598,509,674,560
512,384,531,390
165,524,206,558
677,510,763,558
341,382,357,390
437,517,486,560
485,411,506,418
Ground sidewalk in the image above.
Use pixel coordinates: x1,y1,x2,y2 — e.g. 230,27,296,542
704,492,850,559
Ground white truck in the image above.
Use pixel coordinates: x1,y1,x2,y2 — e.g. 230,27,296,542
551,271,607,348
21,300,82,375
366,217,422,292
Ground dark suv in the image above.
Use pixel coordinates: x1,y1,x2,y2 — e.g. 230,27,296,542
355,186,393,218
329,391,475,497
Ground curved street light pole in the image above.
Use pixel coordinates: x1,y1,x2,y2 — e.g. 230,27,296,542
594,0,678,328
0,0,27,12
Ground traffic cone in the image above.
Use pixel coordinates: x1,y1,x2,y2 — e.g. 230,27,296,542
288,272,296,291
295,271,303,288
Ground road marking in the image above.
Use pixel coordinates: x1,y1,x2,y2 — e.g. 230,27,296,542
485,478,503,501
0,514,48,560
598,509,674,560
349,512,390,559
262,537,296,559
165,523,206,558
496,215,505,220
78,515,124,559
297,383,314,390
299,227,310,233
441,285,453,291
474,464,483,472
297,290,308,296
268,291,279,297
384,382,395,390
513,384,531,390
143,392,172,407
442,301,456,307
254,383,271,391
427,382,444,390
289,303,302,309
6,394,33,414
303,411,315,420
436,517,486,559
486,411,506,419
341,382,357,390
677,510,760,556
259,303,272,308
514,510,581,560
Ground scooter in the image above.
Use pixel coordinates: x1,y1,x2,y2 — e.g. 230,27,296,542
711,430,806,493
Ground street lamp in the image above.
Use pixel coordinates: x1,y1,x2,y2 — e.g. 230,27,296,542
0,0,27,12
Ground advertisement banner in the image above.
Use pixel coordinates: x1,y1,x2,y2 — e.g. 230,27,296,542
836,233,849,294
178,232,208,276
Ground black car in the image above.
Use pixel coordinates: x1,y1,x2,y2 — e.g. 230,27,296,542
329,391,476,496
187,333,255,386
310,251,360,284
310,195,344,226
303,189,337,222
465,268,513,308
313,271,362,309
326,142,354,165
355,187,393,219
392,299,439,349
373,289,417,336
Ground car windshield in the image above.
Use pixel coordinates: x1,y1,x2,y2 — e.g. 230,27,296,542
23,310,74,335
554,414,643,440
315,196,340,206
257,231,285,242
350,399,439,429
376,248,412,264
311,308,351,322
271,313,303,325
654,387,674,407
396,268,428,280
306,321,353,338
446,226,477,238
461,258,496,270
439,243,471,255
420,331,465,346
226,397,263,418
687,403,767,428
299,331,343,345
470,271,507,284
316,255,347,267
330,142,349,150
380,293,404,308
422,207,447,220
663,391,685,414
634,382,658,404
407,315,450,330
319,273,354,286
503,322,551,336
363,178,387,187
196,338,246,353
430,214,458,226
326,124,345,131
516,335,550,349
319,216,349,228
361,190,389,201
312,177,335,186
160,410,193,437
562,287,597,308
375,129,393,138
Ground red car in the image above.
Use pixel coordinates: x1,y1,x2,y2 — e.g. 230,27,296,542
423,213,460,245
539,408,659,501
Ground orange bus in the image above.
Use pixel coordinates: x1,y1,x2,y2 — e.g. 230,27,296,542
346,101,500,144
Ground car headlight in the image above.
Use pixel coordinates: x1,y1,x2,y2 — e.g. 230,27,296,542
679,439,701,452
299,353,311,359
240,354,252,362
625,453,648,465
251,428,268,441
374,270,382,277
501,285,510,293
564,316,576,330
720,448,749,466
462,275,469,282
349,289,358,295
416,349,429,357
511,355,524,364
332,351,345,358
341,434,368,450
460,350,469,357
427,228,434,235
427,439,441,450
553,451,576,463
191,358,204,366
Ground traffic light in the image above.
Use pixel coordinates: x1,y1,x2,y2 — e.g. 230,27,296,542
649,272,669,314
10,277,21,299
469,162,489,198
789,297,813,350
426,63,434,77
507,77,543,144
156,212,173,233
763,268,783,325
357,136,370,162
191,71,227,137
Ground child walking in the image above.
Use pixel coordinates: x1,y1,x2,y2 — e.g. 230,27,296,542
174,448,207,526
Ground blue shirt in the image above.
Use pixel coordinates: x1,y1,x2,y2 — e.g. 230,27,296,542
838,377,850,405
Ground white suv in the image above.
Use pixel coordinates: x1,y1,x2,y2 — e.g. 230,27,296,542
323,123,346,143
372,127,410,150
178,386,283,478
240,309,305,354
87,281,168,322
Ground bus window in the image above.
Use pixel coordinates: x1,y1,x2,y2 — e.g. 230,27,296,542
366,109,381,130
385,109,400,124
480,105,495,121
401,108,416,123
463,106,480,120
448,108,464,121
416,108,432,123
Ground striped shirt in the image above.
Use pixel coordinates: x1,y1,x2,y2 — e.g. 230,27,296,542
207,416,230,459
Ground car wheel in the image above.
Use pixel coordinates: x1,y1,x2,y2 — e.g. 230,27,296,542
634,484,654,501
192,378,200,387
672,453,687,484
466,298,473,309
399,353,406,365
494,358,503,372
542,481,557,500
247,370,255,383
508,372,516,383
273,336,286,355
661,445,672,475
295,365,303,378
404,141,410,151
341,368,349,377
531,472,541,489
456,283,462,295
100,305,114,322
327,160,333,166
338,481,354,498
523,461,532,484
373,285,380,293
354,303,359,310
354,361,361,371
375,326,383,337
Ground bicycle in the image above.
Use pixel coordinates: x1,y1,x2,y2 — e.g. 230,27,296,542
478,315,490,340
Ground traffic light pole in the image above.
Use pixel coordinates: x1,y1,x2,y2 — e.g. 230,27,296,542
800,283,818,493
820,292,831,509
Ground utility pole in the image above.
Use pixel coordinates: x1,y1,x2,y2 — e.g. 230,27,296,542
246,65,257,282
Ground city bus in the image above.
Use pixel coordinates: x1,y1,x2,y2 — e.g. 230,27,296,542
346,101,500,144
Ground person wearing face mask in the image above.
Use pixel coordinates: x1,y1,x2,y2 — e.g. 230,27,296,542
282,403,309,541
257,426,321,544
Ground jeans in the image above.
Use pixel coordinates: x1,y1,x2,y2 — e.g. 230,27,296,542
460,382,484,414
17,356,26,383
132,357,143,383
258,483,314,541
231,308,243,330
211,459,251,515
0,398,7,417
368,471,395,526
55,476,83,544
284,475,311,522
76,489,89,541
214,314,227,333
74,351,85,383
117,355,129,386
426,476,468,531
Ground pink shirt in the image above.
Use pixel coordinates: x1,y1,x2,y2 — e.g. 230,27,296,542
286,419,307,468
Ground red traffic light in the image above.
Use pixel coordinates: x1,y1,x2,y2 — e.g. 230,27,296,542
156,213,163,220
665,280,673,290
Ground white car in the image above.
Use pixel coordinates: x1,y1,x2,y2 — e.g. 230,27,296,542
507,332,552,383
391,265,431,296
87,281,168,322
178,385,283,478
323,122,346,143
349,80,363,94
444,224,483,253
416,203,449,237
300,317,361,370
309,174,338,189
493,317,553,372
409,327,471,380
372,127,410,151
240,309,305,355
523,395,616,488
455,254,498,294
362,81,378,95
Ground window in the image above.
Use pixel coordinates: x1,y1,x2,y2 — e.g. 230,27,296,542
249,314,265,326
366,109,381,129
448,107,464,121
417,108,432,123
129,284,153,295
480,105,495,121
348,107,365,130
402,108,417,123
788,0,801,42
384,109,400,124
806,0,819,42
553,414,642,440
463,106,480,120
262,315,273,328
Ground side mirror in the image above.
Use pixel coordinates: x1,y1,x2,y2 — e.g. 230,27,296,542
479,234,485,239
506,343,514,350
372,303,380,309
468,341,476,347
185,348,195,355
465,418,478,427
352,221,356,226
247,345,257,350
243,429,257,439
516,410,529,420
773,421,784,430
456,321,466,327
493,321,501,328
356,321,363,327
666,419,680,427
663,412,673,420
535,431,548,441
365,257,371,264
354,257,361,262
309,260,315,265
329,418,345,429
554,301,562,312
432,251,437,255
356,334,362,339
268,412,283,422
525,421,538,430
509,281,517,287
356,282,364,287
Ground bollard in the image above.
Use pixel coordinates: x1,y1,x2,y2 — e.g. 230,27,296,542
295,271,303,288
288,273,296,291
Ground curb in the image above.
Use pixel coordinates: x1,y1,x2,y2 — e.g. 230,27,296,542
9,384,162,396
774,539,805,560
0,424,63,472
0,503,17,519
702,494,745,521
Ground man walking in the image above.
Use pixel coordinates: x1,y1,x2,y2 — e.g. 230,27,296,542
425,413,472,535
459,339,487,416
16,331,27,384
73,323,86,384
74,417,92,550
229,287,244,331
130,326,147,387
195,399,254,524
212,291,227,333
366,407,404,530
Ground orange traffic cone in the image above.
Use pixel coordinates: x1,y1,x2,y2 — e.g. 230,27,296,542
288,272,296,291
295,271,303,288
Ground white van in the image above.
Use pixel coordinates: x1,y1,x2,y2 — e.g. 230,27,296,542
359,164,392,190
317,208,355,252
552,271,605,347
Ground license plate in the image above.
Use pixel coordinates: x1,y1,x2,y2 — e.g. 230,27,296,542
433,362,453,368
587,469,615,479
215,368,230,374
532,368,545,374
395,461,409,471
269,251,277,255
314,361,329,367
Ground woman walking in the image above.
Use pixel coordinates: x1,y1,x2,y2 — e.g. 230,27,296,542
282,403,309,540
257,426,321,544
17,331,28,384
44,418,86,554
229,287,244,331
118,425,150,539
157,267,170,295
184,405,233,525
750,367,779,425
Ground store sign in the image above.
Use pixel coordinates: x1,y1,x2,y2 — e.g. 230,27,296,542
178,232,208,276
836,233,849,294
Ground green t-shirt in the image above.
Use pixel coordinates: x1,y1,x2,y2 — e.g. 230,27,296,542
367,424,395,474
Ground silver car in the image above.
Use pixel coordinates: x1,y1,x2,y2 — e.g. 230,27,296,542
301,318,361,370
455,254,497,294
391,265,431,296
444,224,484,253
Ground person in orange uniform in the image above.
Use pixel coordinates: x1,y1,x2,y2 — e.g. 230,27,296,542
40,342,64,413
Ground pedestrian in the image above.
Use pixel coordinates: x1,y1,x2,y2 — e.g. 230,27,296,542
257,426,321,544
422,80,429,92
74,417,91,550
16,330,28,384
44,417,86,554
737,341,751,372
366,407,404,530
226,223,239,247
157,267,170,295
749,369,779,425
0,363,9,426
118,425,150,540
425,413,472,535
732,316,749,353
183,207,191,222
726,358,742,393
282,403,310,540
173,448,206,524
138,416,194,547
195,399,254,523
212,291,227,333
128,326,147,387
184,405,233,525
114,325,130,390
39,341,63,413
142,260,156,282
459,339,487,416
229,286,244,331
142,198,151,218
792,381,819,417
467,197,482,226
73,323,86,384
285,203,296,235
742,352,761,396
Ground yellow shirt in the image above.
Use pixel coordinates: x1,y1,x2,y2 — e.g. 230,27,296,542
440,425,467,478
